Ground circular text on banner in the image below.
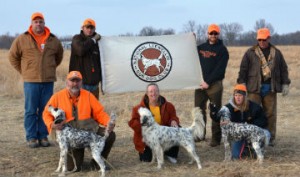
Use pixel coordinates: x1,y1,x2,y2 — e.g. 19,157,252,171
131,42,172,82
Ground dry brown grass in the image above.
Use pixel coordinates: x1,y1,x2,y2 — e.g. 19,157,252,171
0,46,300,177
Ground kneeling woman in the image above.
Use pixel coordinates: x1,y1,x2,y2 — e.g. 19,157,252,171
216,84,270,159
128,83,180,164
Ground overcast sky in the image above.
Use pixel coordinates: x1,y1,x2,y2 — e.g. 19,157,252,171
1,0,299,37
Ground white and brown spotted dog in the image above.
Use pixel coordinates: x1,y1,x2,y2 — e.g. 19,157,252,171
138,107,205,169
48,105,115,177
218,106,270,164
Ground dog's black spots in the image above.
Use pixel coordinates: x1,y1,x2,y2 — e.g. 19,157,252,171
219,106,269,163
48,105,108,176
137,107,203,169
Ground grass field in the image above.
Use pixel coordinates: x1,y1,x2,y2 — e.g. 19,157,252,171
0,46,300,177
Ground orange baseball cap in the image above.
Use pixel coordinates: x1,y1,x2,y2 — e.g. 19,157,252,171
67,71,82,80
82,18,96,27
257,28,270,40
31,12,44,20
208,24,220,33
234,84,247,96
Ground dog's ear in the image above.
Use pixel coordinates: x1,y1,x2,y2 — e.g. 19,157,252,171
141,116,148,126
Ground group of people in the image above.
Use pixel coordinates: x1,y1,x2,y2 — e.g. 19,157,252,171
8,12,290,171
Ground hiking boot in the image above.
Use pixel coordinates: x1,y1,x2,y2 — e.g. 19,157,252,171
39,138,50,147
209,141,220,147
166,156,177,164
28,139,39,148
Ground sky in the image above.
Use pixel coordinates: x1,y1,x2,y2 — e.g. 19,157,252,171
1,0,299,37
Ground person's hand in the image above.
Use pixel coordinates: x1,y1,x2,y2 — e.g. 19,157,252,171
92,33,101,42
200,81,209,90
107,122,115,134
220,120,229,126
170,120,178,127
282,84,289,96
51,121,64,130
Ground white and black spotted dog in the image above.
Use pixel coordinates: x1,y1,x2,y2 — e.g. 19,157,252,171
217,106,270,164
48,105,115,177
138,107,205,169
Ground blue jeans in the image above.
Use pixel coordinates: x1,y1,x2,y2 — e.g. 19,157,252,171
231,140,246,159
24,82,53,141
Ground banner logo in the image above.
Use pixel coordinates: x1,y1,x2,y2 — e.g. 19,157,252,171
131,42,172,82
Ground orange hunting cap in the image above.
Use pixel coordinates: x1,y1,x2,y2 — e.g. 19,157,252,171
82,18,96,27
67,71,82,80
31,12,44,20
234,84,247,96
257,28,270,40
208,24,220,33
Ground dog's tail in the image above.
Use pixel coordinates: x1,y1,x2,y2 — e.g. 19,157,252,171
190,107,205,141
105,111,117,138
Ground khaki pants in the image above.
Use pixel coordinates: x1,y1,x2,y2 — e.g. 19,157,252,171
248,92,277,142
67,127,116,171
194,81,223,144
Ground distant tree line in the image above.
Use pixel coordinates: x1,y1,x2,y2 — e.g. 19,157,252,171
1,19,299,49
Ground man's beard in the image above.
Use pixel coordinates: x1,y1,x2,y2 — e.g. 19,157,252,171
69,87,80,94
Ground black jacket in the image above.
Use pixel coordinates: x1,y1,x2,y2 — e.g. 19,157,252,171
69,31,101,85
197,39,229,85
224,99,268,128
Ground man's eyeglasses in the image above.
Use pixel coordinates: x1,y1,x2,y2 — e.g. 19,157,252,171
85,25,95,29
209,32,219,36
258,39,267,42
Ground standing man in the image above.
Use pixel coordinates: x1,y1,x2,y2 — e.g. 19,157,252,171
9,12,63,148
237,28,291,146
69,18,102,99
194,24,229,147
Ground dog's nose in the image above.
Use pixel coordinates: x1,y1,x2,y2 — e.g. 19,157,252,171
54,108,58,111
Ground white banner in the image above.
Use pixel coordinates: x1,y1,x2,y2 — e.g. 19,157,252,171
100,33,203,94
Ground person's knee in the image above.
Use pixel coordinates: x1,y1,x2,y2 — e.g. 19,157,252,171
139,146,152,162
232,150,240,159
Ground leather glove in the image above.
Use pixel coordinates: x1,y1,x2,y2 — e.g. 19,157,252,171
92,33,101,43
209,102,220,122
282,84,289,96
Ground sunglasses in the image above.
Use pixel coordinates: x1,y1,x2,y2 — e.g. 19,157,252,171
258,39,267,42
209,32,219,35
85,25,95,29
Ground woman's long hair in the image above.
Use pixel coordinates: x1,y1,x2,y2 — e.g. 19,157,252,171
233,92,249,112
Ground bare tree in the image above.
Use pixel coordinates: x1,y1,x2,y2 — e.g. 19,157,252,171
0,33,15,49
183,20,197,33
160,28,175,35
254,19,275,35
183,21,208,45
139,26,175,36
119,32,135,37
196,24,208,45
139,26,157,36
220,22,243,45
